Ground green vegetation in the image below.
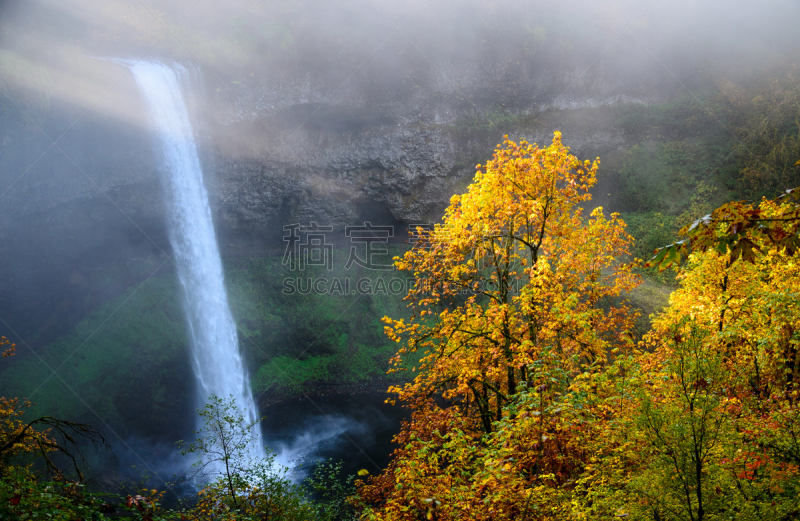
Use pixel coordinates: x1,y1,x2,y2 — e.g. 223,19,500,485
0,384,355,520
615,98,733,215
622,211,679,261
611,74,800,280
0,246,413,435
225,247,413,395
451,109,533,143
0,275,191,437
176,394,317,520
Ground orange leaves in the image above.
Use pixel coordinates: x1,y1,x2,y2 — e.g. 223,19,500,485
363,165,800,518
124,490,163,515
0,337,14,361
647,187,800,270
0,395,51,463
358,134,641,520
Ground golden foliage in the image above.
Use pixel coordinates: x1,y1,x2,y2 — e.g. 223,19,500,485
358,134,800,519
358,133,641,519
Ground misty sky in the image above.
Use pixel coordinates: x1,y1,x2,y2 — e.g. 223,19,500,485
1,0,798,132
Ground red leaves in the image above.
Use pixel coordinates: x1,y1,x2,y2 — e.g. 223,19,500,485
125,494,147,511
732,451,772,481
125,494,149,511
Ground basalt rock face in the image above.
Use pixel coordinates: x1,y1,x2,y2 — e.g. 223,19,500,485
195,59,667,242
209,120,460,238
0,54,670,336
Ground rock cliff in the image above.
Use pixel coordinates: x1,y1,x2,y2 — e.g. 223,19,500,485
0,46,673,337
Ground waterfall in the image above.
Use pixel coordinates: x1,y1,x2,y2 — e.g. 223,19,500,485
129,61,265,466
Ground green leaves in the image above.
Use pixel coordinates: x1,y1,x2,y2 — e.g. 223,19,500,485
646,187,800,270
649,241,689,272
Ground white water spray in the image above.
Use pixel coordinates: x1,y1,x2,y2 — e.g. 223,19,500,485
129,61,265,466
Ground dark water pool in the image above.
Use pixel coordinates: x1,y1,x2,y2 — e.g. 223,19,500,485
89,391,407,510
261,392,409,480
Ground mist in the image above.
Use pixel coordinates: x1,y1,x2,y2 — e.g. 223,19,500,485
1,0,799,508
3,0,799,126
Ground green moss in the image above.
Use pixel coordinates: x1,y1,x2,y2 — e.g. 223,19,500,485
1,275,191,436
1,246,418,431
450,110,534,142
223,247,413,396
257,355,333,394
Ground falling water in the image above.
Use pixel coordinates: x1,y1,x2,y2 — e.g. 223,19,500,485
129,61,265,465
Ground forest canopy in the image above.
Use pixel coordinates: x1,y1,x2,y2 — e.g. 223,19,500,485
355,134,800,520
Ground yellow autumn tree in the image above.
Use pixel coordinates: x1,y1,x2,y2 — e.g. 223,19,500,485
636,198,800,518
357,133,640,519
575,192,800,520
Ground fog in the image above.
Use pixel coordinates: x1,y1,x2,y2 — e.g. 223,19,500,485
2,0,799,130
1,0,799,494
